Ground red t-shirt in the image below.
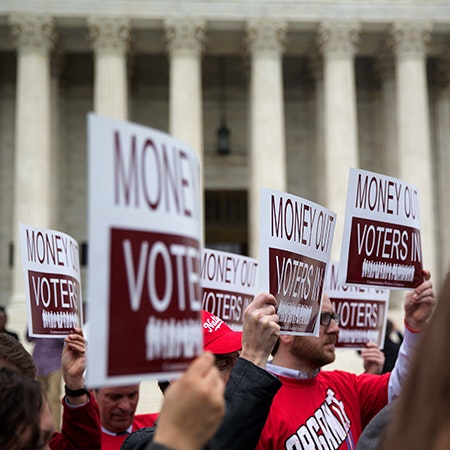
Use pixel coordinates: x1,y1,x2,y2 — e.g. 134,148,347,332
101,413,159,450
256,370,390,450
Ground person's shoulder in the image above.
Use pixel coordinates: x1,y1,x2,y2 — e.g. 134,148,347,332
133,413,158,429
318,369,357,382
6,330,19,340
320,369,390,385
122,425,157,450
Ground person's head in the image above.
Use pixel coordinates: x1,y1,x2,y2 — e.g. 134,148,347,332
0,366,54,450
0,332,37,379
0,306,7,331
202,310,242,383
272,294,340,376
94,384,140,433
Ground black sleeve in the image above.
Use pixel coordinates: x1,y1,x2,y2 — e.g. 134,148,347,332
121,426,157,450
122,359,281,450
206,358,281,450
145,444,175,450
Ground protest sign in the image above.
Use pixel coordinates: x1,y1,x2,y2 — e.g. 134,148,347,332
259,188,336,335
201,248,258,330
87,114,202,387
325,261,389,349
339,168,423,289
19,223,82,337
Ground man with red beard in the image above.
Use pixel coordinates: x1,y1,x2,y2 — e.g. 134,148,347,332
256,270,436,450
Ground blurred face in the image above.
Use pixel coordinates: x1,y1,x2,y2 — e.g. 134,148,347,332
215,351,239,384
289,295,340,369
18,399,54,450
95,385,140,433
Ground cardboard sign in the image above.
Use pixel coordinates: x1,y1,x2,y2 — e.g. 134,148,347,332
87,114,202,387
201,248,258,330
19,223,83,337
325,262,389,349
259,188,336,335
339,168,423,289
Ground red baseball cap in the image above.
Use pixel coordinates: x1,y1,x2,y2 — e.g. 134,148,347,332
202,310,242,354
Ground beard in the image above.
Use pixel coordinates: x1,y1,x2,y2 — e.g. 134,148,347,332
289,334,337,369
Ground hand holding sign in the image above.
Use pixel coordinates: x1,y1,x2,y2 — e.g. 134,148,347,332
259,188,336,335
241,293,280,369
62,327,88,405
404,269,435,332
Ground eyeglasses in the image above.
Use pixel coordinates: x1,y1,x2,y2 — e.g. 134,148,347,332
320,312,340,327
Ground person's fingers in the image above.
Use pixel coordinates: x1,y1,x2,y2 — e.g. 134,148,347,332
65,341,86,354
364,341,378,349
414,280,432,295
248,293,277,310
66,334,84,343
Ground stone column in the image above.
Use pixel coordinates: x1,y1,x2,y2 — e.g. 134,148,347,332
246,19,287,258
9,14,55,324
430,56,450,283
391,21,436,277
318,21,360,260
164,18,205,157
165,18,206,239
88,17,130,120
309,52,325,206
49,48,64,230
375,48,398,178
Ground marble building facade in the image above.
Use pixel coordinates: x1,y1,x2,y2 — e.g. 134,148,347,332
0,1,449,333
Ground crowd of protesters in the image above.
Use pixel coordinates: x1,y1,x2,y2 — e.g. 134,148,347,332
2,266,450,450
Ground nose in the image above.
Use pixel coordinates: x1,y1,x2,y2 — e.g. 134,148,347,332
118,399,133,411
327,317,340,334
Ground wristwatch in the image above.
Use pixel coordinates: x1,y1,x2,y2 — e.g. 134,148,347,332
64,385,88,397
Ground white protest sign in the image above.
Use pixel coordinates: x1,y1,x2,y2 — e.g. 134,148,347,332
87,114,202,387
325,261,389,349
259,188,336,335
339,168,423,289
19,223,82,337
201,248,258,330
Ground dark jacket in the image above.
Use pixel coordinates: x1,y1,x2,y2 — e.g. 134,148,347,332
121,357,282,450
355,401,395,450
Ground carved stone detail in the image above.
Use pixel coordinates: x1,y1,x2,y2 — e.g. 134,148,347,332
88,16,131,53
245,19,287,54
9,14,56,54
164,18,206,53
317,21,360,56
391,21,432,57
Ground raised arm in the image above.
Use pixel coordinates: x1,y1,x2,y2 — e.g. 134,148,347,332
50,327,102,450
388,270,436,400
240,292,280,368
